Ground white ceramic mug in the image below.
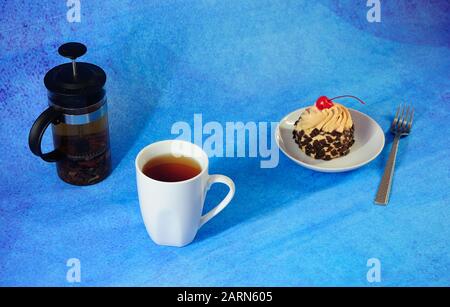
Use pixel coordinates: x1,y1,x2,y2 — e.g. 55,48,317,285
135,140,235,247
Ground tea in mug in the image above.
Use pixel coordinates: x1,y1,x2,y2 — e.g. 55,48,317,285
142,155,202,182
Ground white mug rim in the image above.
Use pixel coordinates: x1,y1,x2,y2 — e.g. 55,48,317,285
135,140,209,185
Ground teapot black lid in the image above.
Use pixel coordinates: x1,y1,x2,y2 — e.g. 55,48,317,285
44,43,106,109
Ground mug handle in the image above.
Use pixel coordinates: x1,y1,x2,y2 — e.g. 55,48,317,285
199,174,235,228
28,107,63,162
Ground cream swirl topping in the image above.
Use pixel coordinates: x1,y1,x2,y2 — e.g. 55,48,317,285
295,103,353,133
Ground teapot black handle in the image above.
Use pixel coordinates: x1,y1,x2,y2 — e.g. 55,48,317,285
28,107,63,162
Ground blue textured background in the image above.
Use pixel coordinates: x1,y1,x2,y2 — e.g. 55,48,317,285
1,0,449,286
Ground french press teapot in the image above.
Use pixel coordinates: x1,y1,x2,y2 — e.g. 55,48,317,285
29,42,111,185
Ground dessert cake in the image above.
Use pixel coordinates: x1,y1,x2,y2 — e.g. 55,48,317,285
293,96,363,160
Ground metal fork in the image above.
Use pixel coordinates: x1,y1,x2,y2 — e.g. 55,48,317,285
375,104,414,205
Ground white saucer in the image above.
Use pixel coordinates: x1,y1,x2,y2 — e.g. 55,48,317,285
276,107,385,172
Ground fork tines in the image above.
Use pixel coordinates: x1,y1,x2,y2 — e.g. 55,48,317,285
391,104,414,134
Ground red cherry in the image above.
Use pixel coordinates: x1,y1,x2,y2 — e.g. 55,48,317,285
316,96,334,110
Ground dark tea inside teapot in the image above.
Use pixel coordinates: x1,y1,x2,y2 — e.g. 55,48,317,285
29,42,112,186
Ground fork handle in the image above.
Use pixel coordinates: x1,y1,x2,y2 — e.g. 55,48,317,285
375,135,400,205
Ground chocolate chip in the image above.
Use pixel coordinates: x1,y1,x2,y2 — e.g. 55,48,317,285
331,131,342,137
317,148,325,156
310,129,320,138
